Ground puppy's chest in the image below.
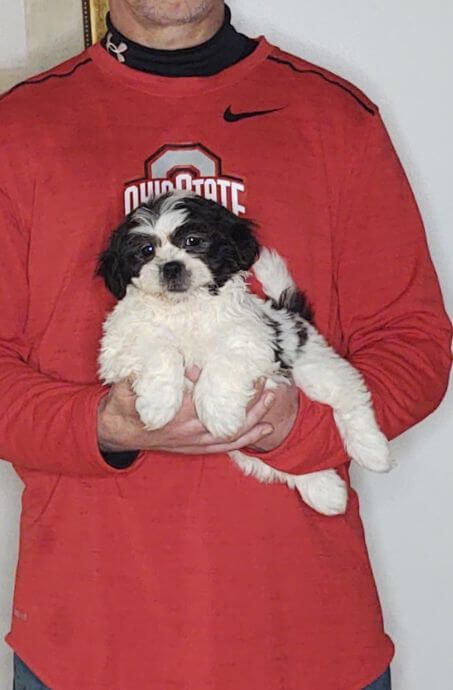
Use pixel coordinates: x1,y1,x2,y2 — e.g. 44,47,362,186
142,297,264,366
169,317,221,366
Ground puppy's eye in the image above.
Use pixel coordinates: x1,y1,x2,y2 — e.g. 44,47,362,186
185,236,202,247
141,244,154,257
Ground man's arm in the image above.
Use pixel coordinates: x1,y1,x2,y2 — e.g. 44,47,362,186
0,187,119,476
244,112,452,474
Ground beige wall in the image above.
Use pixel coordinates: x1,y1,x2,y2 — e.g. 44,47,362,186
0,0,85,91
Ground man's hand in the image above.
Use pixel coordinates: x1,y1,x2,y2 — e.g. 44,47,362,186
97,371,277,456
246,383,299,453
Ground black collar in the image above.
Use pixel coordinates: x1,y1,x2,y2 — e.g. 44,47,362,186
102,6,257,77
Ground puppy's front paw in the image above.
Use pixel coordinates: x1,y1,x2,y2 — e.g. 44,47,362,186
193,380,247,439
294,470,348,516
134,381,183,430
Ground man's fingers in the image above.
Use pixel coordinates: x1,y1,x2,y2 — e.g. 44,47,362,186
245,377,266,412
193,422,273,454
241,390,275,434
108,380,138,412
193,392,275,447
219,423,274,453
179,390,276,450
185,418,209,435
113,379,135,395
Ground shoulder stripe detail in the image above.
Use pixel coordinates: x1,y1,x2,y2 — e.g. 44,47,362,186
267,55,376,116
0,58,93,103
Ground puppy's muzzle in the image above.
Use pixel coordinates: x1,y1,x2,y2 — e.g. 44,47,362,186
161,261,191,292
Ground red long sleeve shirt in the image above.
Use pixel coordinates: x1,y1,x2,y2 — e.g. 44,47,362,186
0,38,451,689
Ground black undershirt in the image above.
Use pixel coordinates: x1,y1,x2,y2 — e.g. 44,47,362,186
101,7,256,469
102,6,257,77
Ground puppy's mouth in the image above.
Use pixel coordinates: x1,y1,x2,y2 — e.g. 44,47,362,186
165,282,190,293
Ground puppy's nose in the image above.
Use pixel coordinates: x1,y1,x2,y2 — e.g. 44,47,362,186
162,261,183,280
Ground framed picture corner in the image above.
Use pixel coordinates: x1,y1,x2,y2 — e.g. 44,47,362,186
81,0,109,48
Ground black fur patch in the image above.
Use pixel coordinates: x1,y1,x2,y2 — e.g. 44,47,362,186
169,195,260,287
96,219,157,299
295,319,309,348
266,286,312,362
208,283,220,296
263,314,292,372
273,287,314,324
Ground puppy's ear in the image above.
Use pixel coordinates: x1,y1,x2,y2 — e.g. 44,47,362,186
96,219,133,300
230,218,260,271
177,194,260,271
96,248,128,300
209,200,260,270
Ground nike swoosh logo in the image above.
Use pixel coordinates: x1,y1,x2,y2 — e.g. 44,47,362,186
223,105,285,122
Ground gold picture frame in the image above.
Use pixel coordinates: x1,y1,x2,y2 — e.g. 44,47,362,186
82,0,109,47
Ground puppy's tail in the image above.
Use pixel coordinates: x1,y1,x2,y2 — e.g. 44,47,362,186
253,248,314,323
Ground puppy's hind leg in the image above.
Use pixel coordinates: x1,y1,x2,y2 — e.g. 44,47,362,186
293,325,392,473
229,451,348,516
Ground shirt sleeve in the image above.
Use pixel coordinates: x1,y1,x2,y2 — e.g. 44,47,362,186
0,187,143,477
247,112,452,475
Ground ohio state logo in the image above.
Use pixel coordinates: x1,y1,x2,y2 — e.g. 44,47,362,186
124,143,247,216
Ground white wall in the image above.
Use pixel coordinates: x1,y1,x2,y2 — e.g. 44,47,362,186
0,1,27,69
0,0,84,91
0,1,452,688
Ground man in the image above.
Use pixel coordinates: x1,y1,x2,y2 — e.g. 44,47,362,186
1,1,451,688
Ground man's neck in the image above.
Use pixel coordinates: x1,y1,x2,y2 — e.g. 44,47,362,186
109,2,226,51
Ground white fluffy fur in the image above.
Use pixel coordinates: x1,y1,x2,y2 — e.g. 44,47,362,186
99,246,392,516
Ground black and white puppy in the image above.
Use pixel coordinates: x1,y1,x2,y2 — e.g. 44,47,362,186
97,192,392,515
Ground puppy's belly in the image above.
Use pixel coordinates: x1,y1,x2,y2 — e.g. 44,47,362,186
174,340,228,371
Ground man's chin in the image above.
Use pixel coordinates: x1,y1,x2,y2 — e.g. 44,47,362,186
136,0,213,26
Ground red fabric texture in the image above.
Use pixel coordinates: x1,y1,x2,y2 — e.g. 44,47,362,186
0,38,451,689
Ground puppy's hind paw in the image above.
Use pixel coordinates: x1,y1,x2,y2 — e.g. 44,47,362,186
293,470,348,516
346,429,393,473
334,410,393,473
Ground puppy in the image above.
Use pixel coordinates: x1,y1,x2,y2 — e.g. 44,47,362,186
97,192,392,515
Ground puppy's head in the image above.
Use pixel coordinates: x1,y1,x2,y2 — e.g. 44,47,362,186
97,192,259,300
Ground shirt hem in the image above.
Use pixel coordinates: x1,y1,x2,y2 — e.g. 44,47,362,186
6,634,395,690
6,635,56,690
351,638,395,689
